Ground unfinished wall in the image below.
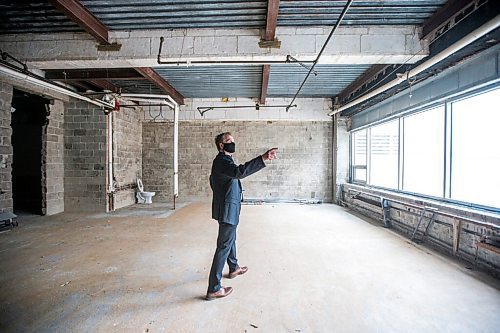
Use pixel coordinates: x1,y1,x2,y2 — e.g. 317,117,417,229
64,100,107,212
341,184,500,277
0,81,13,213
42,100,65,215
113,106,142,210
143,120,332,202
334,117,350,202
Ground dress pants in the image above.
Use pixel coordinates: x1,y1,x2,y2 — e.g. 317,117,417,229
208,222,238,293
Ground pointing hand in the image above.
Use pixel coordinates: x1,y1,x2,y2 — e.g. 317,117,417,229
262,148,278,161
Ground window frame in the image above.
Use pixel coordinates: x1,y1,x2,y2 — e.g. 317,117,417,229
350,128,368,184
348,84,500,213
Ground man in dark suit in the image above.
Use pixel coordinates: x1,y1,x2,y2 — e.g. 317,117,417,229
206,132,277,301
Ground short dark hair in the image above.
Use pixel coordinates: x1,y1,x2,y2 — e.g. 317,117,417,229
215,132,231,150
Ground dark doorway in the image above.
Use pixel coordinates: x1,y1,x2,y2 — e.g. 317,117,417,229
11,89,48,215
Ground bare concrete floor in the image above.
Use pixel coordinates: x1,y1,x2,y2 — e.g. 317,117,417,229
0,202,499,333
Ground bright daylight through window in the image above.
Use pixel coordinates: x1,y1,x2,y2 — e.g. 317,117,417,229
350,86,500,210
450,88,500,208
370,120,399,189
352,129,367,182
403,106,444,197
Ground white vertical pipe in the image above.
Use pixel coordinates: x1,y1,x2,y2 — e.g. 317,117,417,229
173,104,179,199
107,112,114,194
166,95,179,200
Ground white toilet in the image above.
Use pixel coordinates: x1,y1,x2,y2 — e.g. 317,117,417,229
136,178,155,204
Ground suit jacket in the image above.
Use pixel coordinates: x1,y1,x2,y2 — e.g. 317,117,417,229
210,152,266,225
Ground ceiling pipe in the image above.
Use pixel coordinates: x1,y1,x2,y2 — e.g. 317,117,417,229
121,93,176,108
286,0,353,111
120,93,175,99
121,97,175,109
196,104,297,116
157,59,316,66
0,61,114,109
329,14,500,116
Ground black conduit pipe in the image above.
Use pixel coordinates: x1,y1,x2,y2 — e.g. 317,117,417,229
286,0,354,111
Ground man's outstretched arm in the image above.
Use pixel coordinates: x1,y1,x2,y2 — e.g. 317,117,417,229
217,148,278,179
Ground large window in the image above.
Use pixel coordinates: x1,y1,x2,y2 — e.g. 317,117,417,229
350,86,500,210
370,120,399,189
403,106,445,197
450,88,500,208
352,129,367,182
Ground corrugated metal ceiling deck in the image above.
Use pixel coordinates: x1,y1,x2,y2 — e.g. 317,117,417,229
278,0,447,26
83,0,449,29
0,0,448,100
0,2,81,34
154,66,263,98
0,0,447,33
82,0,268,30
153,64,371,98
267,64,371,97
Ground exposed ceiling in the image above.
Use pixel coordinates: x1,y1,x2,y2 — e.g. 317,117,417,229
0,0,498,116
0,0,447,32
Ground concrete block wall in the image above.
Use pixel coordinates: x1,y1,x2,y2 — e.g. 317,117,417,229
143,120,333,202
42,100,65,215
0,26,427,68
341,184,500,277
142,122,172,201
64,100,107,212
0,81,13,213
112,106,142,210
334,118,350,201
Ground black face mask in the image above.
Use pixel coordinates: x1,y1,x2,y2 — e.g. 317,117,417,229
223,142,236,153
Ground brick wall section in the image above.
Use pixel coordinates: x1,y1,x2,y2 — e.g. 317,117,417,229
64,99,107,212
143,120,333,202
0,81,13,213
113,107,142,209
42,100,65,215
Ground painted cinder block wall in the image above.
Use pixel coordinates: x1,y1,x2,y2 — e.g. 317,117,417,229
112,105,143,210
64,100,142,212
0,81,68,215
0,81,13,213
142,120,333,202
63,100,107,212
0,84,143,214
43,100,65,215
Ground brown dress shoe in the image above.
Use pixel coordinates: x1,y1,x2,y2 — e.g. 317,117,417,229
228,266,248,279
205,286,233,301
